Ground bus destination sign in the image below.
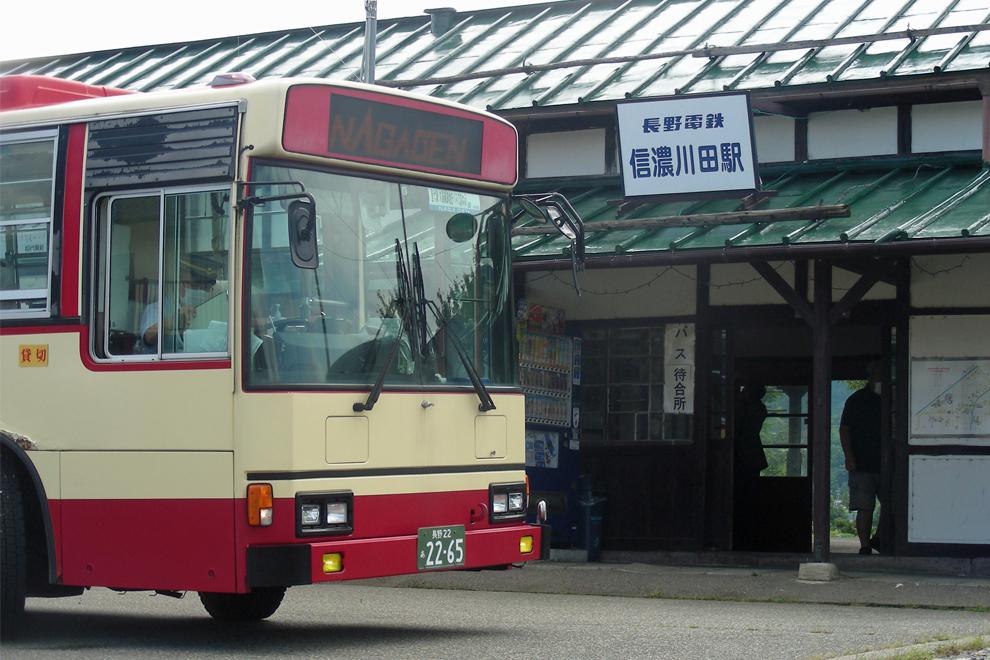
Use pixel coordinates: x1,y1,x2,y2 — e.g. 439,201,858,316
328,95,483,175
282,84,517,185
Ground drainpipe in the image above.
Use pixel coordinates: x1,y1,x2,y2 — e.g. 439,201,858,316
981,78,990,165
361,0,378,84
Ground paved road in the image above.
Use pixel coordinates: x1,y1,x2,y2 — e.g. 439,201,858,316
4,584,989,659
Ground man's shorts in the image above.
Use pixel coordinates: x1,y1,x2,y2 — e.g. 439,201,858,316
848,471,880,511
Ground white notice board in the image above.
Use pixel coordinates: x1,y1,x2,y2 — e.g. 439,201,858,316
910,358,990,443
663,323,695,414
616,92,758,199
908,455,990,544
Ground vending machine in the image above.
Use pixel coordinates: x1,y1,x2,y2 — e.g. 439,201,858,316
519,302,581,548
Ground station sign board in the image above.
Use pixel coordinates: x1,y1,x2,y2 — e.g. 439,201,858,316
616,92,759,199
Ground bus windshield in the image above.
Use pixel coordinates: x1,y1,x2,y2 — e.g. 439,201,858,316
245,163,515,389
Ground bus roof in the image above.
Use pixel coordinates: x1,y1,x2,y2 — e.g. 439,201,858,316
0,75,508,127
0,75,135,110
0,75,518,190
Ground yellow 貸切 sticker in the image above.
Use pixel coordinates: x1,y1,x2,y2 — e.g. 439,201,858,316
18,344,49,367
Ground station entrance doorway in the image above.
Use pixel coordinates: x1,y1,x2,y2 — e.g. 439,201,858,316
706,315,895,554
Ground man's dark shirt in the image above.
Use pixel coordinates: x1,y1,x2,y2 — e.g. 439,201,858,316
840,386,881,473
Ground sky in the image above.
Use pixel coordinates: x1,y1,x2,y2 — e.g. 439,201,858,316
1,0,560,61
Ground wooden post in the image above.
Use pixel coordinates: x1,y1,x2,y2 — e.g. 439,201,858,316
694,263,711,550
811,258,832,563
893,258,912,556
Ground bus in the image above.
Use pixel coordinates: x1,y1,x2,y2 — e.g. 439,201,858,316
0,73,555,628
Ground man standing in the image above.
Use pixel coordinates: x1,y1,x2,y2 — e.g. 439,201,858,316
840,362,883,555
734,382,768,550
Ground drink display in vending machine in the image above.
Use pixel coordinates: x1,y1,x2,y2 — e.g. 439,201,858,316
518,301,581,548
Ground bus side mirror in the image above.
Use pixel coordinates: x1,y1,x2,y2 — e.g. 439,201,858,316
445,212,477,243
288,199,319,269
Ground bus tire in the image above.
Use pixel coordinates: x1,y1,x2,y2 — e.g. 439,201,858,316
1,461,28,637
198,587,285,622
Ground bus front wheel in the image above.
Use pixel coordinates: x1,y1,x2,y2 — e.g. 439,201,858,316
1,460,28,637
198,587,286,622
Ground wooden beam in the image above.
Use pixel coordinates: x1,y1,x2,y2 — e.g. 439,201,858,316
829,266,886,325
511,204,850,236
794,259,809,301
832,259,898,285
751,261,814,326
696,23,990,58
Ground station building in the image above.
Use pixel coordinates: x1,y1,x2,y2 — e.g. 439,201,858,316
3,0,988,561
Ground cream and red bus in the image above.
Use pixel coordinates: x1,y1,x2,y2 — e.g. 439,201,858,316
0,73,550,628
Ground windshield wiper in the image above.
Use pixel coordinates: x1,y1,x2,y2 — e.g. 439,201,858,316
353,240,412,412
412,244,496,412
355,241,496,413
410,242,431,358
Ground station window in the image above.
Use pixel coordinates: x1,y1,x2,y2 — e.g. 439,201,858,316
0,129,58,319
92,188,231,360
580,326,694,444
760,385,809,477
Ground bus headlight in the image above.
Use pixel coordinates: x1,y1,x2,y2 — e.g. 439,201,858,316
489,482,526,522
295,491,353,537
301,504,322,526
326,501,348,525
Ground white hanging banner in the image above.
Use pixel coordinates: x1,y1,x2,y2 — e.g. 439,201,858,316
616,92,758,199
664,323,695,414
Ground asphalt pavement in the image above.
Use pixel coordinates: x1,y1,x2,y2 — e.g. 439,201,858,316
3,548,987,658
4,582,989,659
363,557,990,610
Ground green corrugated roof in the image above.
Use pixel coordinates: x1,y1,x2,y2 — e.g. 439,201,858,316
512,162,990,260
1,0,988,110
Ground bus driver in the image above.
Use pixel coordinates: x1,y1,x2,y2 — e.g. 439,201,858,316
136,268,199,353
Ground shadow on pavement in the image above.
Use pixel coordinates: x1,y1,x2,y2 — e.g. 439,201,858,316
8,609,488,653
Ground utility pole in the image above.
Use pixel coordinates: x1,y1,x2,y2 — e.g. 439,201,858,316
361,0,378,84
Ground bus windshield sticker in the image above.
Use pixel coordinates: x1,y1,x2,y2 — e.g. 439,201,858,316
427,188,482,214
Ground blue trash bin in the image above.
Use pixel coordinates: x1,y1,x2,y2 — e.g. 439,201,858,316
579,495,606,562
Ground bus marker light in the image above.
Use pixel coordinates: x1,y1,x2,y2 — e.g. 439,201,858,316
210,72,256,87
323,553,343,573
247,483,274,527
520,536,534,554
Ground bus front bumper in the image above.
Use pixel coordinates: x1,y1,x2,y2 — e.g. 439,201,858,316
245,523,549,588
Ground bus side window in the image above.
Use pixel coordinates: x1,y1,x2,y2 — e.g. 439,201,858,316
0,131,58,320
94,189,230,360
104,195,160,357
162,190,230,356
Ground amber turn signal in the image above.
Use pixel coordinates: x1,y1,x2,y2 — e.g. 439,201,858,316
323,553,343,573
520,535,534,554
247,483,274,527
